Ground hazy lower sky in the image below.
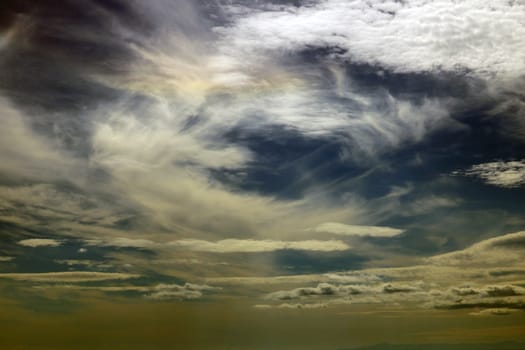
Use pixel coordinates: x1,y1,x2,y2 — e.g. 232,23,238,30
1,1,525,349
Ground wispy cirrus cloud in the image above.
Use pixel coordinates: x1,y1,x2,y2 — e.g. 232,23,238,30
88,237,351,253
168,238,350,253
312,222,404,237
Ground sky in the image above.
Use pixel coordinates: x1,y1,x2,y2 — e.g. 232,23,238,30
0,1,525,349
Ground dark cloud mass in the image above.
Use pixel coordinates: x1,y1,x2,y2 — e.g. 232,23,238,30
0,1,525,349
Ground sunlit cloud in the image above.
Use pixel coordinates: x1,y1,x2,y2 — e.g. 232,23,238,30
312,222,404,237
144,283,221,301
18,238,62,248
453,160,525,188
168,238,351,253
0,272,140,282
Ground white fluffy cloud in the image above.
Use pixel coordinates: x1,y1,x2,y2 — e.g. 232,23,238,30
453,160,525,188
217,0,525,77
313,222,403,237
18,238,62,248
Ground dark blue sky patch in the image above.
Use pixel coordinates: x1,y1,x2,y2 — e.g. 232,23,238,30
220,125,368,199
272,250,368,274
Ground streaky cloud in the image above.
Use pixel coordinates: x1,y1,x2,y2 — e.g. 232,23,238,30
0,272,140,282
168,238,351,253
313,222,404,237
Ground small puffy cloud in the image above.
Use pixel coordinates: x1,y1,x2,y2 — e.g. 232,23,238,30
265,283,351,301
453,160,525,188
18,238,62,247
264,282,420,301
433,297,525,311
449,285,525,298
144,283,221,300
313,222,404,237
382,283,420,294
34,282,221,302
0,272,140,282
168,239,350,253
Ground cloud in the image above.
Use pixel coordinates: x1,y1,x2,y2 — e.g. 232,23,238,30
433,297,525,311
265,283,363,301
0,184,134,235
255,303,328,310
212,230,525,310
18,238,62,248
469,308,521,316
264,282,420,301
453,160,525,188
33,281,222,301
260,278,525,311
85,237,157,249
168,239,350,253
0,272,140,282
449,285,525,298
85,237,351,253
0,1,523,315
217,0,525,77
0,256,14,262
313,222,403,237
0,99,83,184
144,283,221,300
208,272,383,286
427,230,525,267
